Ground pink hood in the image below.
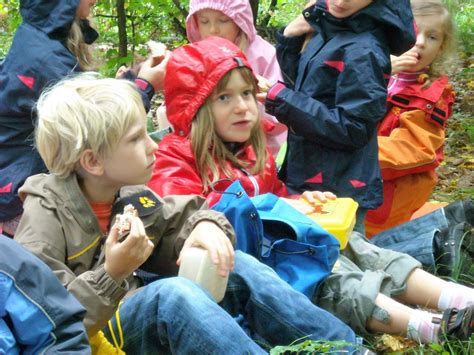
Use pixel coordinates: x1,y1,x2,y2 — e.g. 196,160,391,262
186,0,286,156
186,0,281,82
187,0,257,44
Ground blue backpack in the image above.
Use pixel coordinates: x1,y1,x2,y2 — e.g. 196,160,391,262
212,181,339,298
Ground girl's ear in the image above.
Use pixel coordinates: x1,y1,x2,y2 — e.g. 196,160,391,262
79,149,104,176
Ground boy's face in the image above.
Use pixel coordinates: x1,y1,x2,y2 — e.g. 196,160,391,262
210,70,259,144
327,0,373,18
196,9,241,43
407,14,445,72
102,113,158,189
76,0,96,19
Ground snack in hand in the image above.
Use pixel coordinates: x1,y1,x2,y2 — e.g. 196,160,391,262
116,204,138,235
147,40,167,66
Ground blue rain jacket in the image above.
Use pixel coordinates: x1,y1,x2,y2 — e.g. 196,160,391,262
0,0,96,221
0,235,89,353
266,0,415,209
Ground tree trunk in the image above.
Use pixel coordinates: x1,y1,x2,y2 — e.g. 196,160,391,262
261,0,278,27
249,0,259,25
116,0,127,58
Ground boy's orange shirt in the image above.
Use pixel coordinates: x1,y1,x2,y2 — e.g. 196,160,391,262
89,201,113,234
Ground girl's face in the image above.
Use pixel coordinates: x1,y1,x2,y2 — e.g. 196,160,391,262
408,14,445,72
76,0,96,19
327,0,373,19
196,9,241,43
210,70,258,143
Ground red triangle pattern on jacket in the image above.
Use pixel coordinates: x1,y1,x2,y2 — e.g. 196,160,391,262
350,180,366,188
17,75,35,90
0,182,13,193
305,172,323,184
324,61,345,73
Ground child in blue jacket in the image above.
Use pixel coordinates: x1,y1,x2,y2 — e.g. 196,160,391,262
0,235,89,353
263,0,415,232
0,0,165,236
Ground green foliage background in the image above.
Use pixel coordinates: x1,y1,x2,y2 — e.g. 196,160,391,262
1,0,472,74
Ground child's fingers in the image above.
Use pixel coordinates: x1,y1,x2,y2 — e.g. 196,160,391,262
123,217,149,250
256,92,267,103
324,191,337,200
214,234,233,276
106,223,120,246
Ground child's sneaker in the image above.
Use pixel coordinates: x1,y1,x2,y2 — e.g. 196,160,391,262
437,305,474,341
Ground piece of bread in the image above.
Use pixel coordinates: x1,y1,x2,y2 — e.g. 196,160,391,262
116,204,137,235
147,40,167,66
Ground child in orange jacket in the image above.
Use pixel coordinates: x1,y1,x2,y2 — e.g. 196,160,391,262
365,0,456,237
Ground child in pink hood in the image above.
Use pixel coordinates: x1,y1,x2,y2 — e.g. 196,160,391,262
157,0,287,157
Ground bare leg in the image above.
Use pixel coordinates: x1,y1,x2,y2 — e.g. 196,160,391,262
366,293,413,334
394,268,447,308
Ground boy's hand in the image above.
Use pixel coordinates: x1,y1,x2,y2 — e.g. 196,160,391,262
104,217,154,284
283,0,316,37
137,51,170,92
177,221,234,277
390,51,419,74
115,65,128,79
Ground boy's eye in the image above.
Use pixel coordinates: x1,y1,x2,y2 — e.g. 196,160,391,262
243,90,253,97
131,134,141,142
198,18,209,24
219,18,230,23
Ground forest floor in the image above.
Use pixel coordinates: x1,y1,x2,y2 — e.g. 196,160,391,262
431,53,474,203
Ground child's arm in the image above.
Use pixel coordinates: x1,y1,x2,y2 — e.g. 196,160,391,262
378,110,447,181
266,46,387,150
275,0,316,85
139,193,236,276
177,221,234,277
15,202,130,336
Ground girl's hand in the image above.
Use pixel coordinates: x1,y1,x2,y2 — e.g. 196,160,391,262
284,0,316,37
177,221,234,277
256,74,273,93
390,50,419,74
104,217,154,284
301,190,336,205
137,51,171,92
281,191,336,215
256,74,274,103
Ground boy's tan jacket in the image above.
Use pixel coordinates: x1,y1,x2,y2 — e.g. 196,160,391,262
14,173,235,335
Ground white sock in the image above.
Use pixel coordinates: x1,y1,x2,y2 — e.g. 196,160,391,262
438,282,474,310
407,309,442,344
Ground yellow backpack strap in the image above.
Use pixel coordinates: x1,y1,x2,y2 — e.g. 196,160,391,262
90,303,126,354
89,331,125,355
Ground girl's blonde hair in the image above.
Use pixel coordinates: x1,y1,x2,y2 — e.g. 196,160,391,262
36,74,145,178
412,0,457,79
67,19,95,70
190,67,267,193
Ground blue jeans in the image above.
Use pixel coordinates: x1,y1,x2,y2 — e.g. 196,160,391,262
369,208,445,269
104,251,356,354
